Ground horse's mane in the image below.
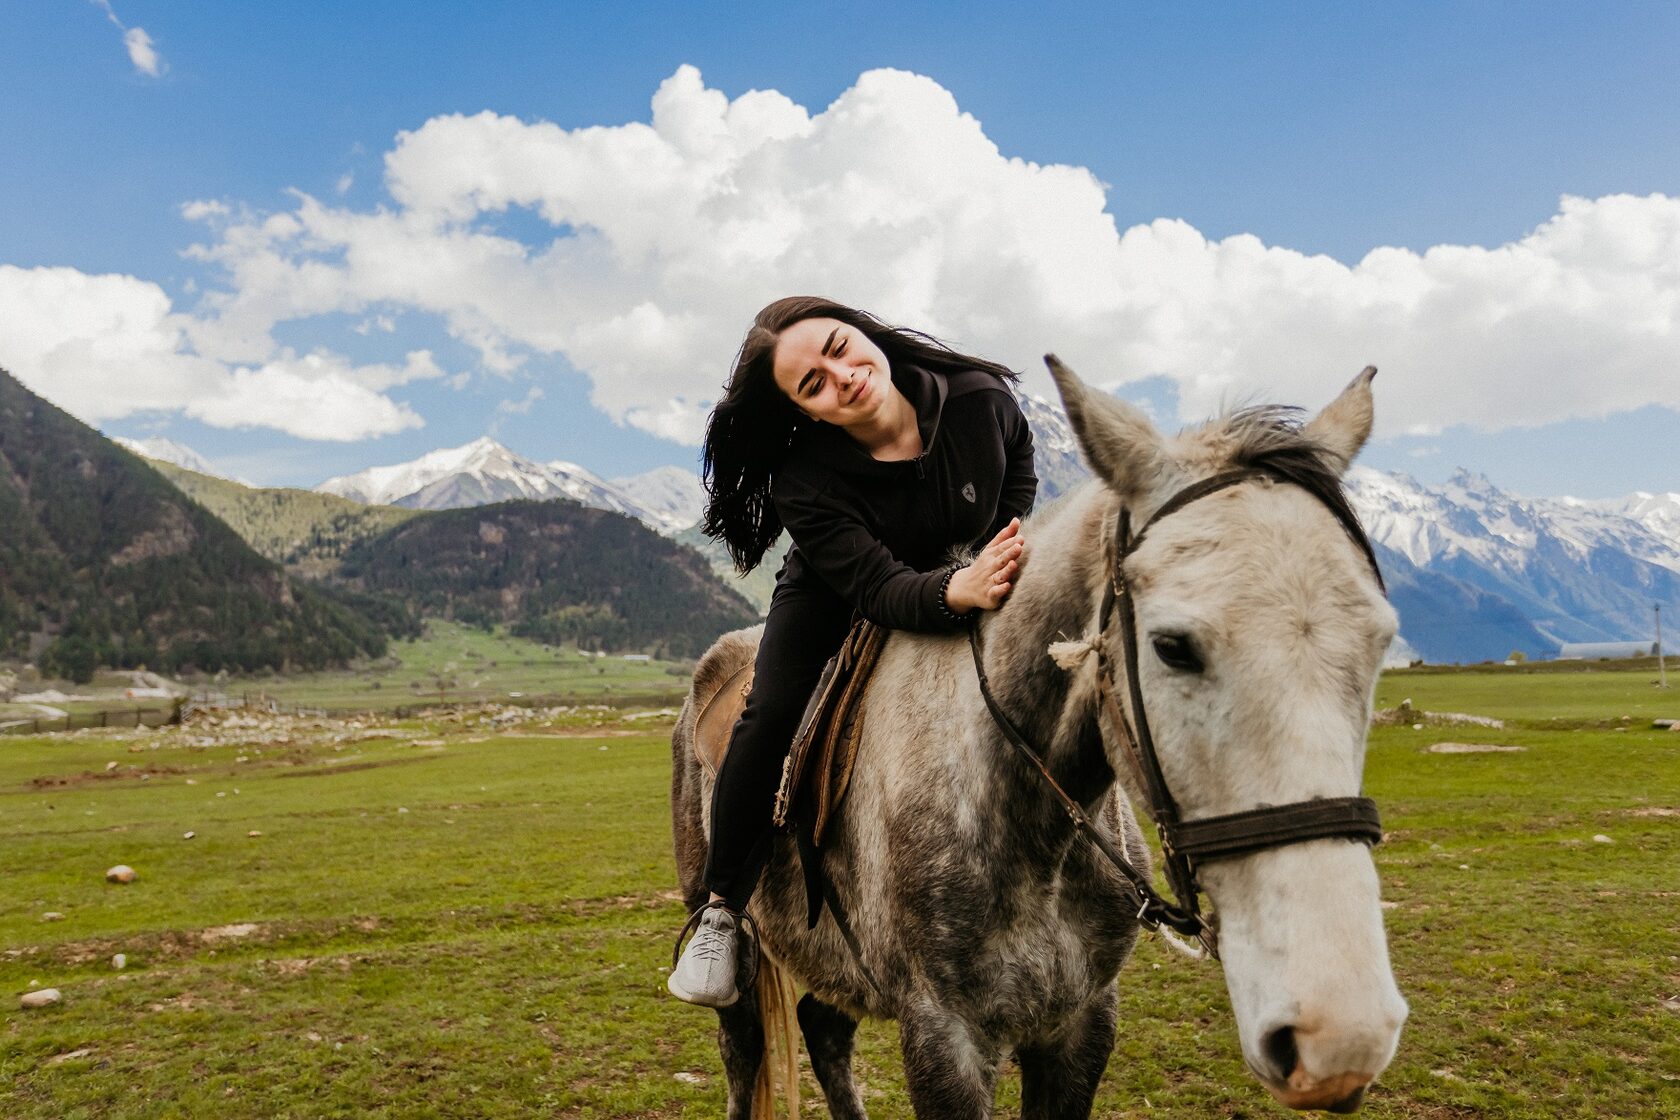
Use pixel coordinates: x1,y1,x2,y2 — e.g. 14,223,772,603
1210,405,1381,580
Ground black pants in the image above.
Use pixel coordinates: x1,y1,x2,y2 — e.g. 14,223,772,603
703,576,853,910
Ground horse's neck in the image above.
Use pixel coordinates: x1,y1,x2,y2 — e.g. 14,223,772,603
976,484,1118,810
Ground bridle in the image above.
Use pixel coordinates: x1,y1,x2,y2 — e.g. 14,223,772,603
969,466,1388,959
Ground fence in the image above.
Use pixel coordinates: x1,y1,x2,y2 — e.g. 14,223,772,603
0,704,179,736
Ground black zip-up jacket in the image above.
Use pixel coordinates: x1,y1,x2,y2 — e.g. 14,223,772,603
770,362,1037,632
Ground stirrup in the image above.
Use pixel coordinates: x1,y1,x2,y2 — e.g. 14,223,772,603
672,900,761,991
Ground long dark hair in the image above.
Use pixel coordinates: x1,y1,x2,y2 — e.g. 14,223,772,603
701,296,1019,574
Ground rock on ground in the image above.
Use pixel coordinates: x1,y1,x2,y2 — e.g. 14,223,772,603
106,865,137,884
21,988,62,1009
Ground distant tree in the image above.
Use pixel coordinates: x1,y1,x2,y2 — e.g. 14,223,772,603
1507,650,1528,663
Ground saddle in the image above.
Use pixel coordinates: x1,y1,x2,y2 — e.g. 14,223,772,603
691,618,888,849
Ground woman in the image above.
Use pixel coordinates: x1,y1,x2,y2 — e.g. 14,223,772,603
668,295,1036,1007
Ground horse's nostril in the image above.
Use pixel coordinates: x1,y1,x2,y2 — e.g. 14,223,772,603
1263,1025,1300,1080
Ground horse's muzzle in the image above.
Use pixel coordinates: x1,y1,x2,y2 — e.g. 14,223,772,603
1266,1067,1374,1113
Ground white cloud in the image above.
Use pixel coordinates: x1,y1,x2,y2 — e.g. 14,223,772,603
90,2,164,77
494,385,544,418
0,265,431,441
185,359,424,441
123,27,162,77
165,66,1680,446
12,66,1680,452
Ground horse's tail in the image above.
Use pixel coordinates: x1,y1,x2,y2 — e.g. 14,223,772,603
750,947,801,1118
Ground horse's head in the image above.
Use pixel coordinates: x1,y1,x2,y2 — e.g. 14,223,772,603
1047,357,1407,1112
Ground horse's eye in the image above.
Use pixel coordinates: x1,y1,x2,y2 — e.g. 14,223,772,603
1151,633,1204,673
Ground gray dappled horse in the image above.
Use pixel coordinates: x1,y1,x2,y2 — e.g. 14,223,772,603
671,359,1407,1118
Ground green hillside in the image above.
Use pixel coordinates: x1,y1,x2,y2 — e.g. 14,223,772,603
145,459,420,579
0,368,395,681
336,500,759,658
674,524,780,615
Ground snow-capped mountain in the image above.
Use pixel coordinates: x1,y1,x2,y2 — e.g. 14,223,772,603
1014,390,1088,500
1584,491,1680,553
315,437,695,534
612,466,707,534
113,436,242,482
1343,467,1680,660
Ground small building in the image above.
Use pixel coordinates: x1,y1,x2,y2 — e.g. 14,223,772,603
1557,640,1660,660
621,653,652,662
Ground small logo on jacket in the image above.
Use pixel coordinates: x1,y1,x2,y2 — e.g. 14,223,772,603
961,482,977,503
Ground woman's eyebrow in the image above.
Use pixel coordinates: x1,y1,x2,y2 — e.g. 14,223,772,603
819,327,839,357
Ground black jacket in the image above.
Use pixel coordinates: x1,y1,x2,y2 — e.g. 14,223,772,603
770,363,1037,631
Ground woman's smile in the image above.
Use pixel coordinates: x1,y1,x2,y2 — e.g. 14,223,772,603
847,369,872,406
770,315,896,428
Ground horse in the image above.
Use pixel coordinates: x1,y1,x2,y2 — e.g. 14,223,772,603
670,357,1408,1118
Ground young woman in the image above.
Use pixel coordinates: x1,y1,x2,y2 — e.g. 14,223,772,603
668,295,1037,1007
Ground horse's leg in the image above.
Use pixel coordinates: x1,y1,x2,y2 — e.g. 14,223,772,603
715,991,765,1120
797,993,869,1120
898,1004,998,1118
1017,986,1118,1120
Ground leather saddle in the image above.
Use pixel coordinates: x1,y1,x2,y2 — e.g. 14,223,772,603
692,617,888,848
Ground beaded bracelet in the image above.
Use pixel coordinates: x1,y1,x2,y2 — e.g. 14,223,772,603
936,563,967,625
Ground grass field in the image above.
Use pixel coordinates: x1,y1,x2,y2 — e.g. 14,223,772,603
0,622,692,732
2,663,1677,1118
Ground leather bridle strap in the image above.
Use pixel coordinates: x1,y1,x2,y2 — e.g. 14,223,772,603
967,625,1208,939
1171,798,1384,863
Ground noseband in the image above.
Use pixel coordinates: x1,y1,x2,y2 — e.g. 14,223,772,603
970,466,1387,958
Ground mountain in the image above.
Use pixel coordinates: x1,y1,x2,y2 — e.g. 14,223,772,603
0,368,395,681
111,436,240,482
1345,467,1680,660
612,465,707,533
333,500,758,658
143,460,421,580
1583,491,1680,555
1014,390,1090,501
316,437,692,534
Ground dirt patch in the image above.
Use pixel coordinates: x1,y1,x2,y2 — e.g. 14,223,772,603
26,766,185,789
1625,806,1680,817
1426,742,1526,754
273,755,441,779
201,923,263,944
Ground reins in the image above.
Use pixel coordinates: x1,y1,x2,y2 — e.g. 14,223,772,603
970,466,1388,961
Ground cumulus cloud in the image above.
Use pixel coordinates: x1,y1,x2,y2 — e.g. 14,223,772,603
161,65,1680,446
0,265,431,441
91,1,164,77
11,66,1679,450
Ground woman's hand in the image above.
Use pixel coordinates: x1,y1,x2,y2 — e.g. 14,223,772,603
945,518,1026,614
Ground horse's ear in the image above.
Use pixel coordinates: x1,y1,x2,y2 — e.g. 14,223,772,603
1044,354,1163,498
1304,366,1377,476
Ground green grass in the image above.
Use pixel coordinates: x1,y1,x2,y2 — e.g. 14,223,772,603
1376,657,1677,725
229,620,692,712
1,623,692,731
2,668,1677,1117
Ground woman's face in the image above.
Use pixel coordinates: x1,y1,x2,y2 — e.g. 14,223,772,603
770,316,892,427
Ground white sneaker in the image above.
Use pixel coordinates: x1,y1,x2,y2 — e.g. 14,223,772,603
668,906,740,1008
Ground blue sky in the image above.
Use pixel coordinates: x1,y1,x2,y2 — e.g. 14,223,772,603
2,2,1676,496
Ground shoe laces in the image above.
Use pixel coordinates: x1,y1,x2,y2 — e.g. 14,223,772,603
672,900,760,987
